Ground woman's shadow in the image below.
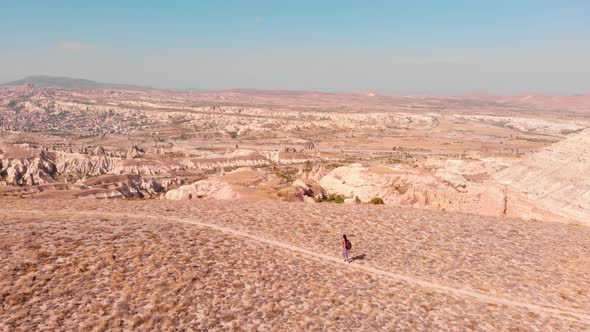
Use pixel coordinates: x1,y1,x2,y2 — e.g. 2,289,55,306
350,254,366,262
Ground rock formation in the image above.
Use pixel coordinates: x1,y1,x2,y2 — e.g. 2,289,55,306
452,114,587,136
291,179,325,203
164,179,239,201
126,145,143,159
489,129,590,223
0,151,57,186
319,164,464,209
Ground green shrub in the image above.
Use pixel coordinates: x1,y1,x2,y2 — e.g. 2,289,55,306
12,139,38,145
223,166,238,172
326,163,343,169
326,194,344,204
393,185,407,194
369,197,384,205
270,166,298,184
229,131,238,139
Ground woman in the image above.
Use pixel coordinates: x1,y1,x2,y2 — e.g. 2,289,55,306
342,234,352,263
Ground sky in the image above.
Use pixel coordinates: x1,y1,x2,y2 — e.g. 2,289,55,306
1,0,589,94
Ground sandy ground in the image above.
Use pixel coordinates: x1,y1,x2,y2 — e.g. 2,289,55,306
1,198,589,331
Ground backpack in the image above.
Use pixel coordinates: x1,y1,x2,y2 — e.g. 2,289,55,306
345,239,352,250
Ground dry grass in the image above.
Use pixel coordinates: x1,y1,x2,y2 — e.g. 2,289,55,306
1,198,589,330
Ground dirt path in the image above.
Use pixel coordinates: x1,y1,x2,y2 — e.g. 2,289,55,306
6,208,590,324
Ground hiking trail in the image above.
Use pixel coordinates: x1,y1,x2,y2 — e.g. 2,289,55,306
6,208,590,324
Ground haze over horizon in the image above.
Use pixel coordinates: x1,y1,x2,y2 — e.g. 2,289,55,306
1,1,589,94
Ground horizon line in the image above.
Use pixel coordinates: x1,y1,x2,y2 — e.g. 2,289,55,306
2,74,589,97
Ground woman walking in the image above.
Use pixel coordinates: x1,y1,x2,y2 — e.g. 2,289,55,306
342,234,352,263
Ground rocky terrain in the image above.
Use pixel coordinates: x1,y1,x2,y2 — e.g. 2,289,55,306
1,85,590,224
1,199,589,330
492,128,590,223
1,84,590,330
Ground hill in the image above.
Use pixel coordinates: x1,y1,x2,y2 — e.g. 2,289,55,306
2,75,149,90
493,128,590,223
1,198,589,330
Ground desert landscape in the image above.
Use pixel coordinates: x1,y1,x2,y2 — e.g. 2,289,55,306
1,80,589,223
1,199,590,330
1,78,590,330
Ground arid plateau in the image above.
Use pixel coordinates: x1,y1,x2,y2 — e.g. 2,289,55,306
1,83,590,330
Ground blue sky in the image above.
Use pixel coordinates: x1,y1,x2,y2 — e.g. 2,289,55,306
1,1,589,94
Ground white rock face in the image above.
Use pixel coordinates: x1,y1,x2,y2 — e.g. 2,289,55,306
492,129,590,223
165,179,239,201
452,114,587,136
291,179,310,192
319,164,464,210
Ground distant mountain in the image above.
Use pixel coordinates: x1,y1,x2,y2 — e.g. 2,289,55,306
2,75,150,90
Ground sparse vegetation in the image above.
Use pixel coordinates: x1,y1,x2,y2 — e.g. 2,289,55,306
223,166,239,172
11,138,39,145
387,158,402,164
332,194,345,204
229,131,238,139
393,185,407,194
1,197,589,331
369,197,384,205
317,193,345,203
77,134,99,139
268,166,298,184
326,163,344,170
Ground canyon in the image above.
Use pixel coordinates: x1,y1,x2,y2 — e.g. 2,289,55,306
1,84,589,224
